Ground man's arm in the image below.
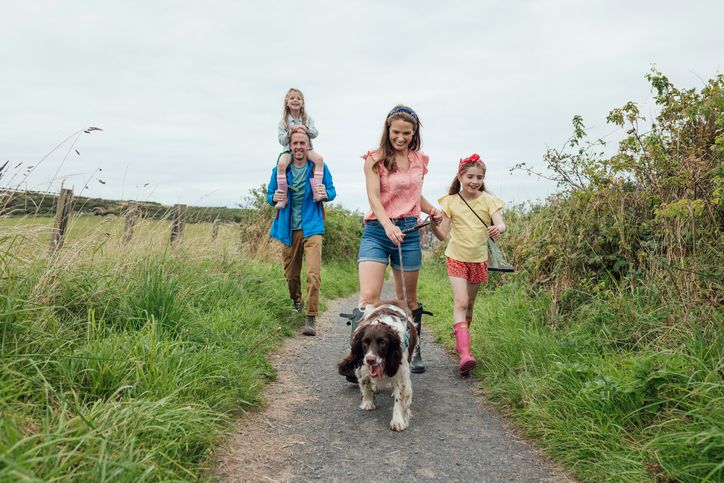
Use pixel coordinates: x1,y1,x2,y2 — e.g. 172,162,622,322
267,167,278,206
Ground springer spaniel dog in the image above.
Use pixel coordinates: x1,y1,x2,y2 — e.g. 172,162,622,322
337,301,419,431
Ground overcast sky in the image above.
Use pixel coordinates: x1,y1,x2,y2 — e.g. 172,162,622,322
2,1,722,212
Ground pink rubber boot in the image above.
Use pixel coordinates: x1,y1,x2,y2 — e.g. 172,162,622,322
453,322,477,376
275,180,288,209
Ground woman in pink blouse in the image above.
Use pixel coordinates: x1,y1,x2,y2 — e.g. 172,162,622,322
341,105,441,379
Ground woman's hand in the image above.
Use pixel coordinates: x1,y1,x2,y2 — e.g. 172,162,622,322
487,224,504,240
384,224,405,246
272,189,286,202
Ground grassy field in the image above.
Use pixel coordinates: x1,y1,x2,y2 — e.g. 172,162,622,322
419,71,723,483
0,214,358,480
1,188,245,222
1,214,243,254
2,69,720,482
419,262,722,482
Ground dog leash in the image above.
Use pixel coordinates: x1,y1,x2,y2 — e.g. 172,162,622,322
397,242,408,310
401,220,430,234
396,216,430,310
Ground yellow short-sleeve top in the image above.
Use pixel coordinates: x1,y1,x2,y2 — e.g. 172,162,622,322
437,192,505,263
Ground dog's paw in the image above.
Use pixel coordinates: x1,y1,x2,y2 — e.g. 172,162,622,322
389,417,409,432
359,400,376,411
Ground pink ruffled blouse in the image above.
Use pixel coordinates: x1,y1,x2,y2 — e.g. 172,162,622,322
362,149,429,221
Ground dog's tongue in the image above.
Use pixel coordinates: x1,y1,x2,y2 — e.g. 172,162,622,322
369,364,384,381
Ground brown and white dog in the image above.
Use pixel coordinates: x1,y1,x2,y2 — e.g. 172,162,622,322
337,301,419,431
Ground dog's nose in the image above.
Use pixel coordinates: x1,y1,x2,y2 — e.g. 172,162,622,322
365,355,377,365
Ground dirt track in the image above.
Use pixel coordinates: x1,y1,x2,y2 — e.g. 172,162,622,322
215,285,573,482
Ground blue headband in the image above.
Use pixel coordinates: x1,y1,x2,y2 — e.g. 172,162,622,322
387,106,418,120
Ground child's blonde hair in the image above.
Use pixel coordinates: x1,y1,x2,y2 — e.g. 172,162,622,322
449,154,487,194
282,88,308,125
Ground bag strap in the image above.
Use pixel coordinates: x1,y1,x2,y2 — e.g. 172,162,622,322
457,193,489,228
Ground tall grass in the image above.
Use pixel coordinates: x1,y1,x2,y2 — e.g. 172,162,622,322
419,262,723,482
1,203,359,479
419,70,723,482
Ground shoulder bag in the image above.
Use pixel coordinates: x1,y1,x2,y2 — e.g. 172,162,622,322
457,193,514,272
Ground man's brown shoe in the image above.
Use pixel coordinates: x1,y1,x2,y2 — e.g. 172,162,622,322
302,316,316,336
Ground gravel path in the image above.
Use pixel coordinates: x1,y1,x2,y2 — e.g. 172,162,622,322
215,285,572,482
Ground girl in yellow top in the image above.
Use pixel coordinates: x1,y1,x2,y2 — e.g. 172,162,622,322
431,154,506,375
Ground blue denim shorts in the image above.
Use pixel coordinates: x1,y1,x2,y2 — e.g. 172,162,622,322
357,217,422,272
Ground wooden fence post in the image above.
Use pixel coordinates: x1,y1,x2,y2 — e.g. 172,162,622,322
50,188,73,252
171,204,187,244
211,217,220,242
123,202,138,244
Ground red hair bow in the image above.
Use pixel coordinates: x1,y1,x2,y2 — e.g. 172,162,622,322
458,153,483,172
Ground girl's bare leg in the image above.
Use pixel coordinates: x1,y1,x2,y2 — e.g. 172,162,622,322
466,281,481,323
275,153,291,209
449,276,477,322
450,277,479,374
308,150,325,201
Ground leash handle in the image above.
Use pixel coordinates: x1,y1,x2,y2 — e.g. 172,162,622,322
401,221,430,234
400,216,431,234
396,216,432,308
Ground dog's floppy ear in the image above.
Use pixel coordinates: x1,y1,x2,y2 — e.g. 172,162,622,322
383,325,403,377
337,325,366,375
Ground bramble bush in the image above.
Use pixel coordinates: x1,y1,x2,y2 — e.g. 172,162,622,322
423,69,722,482
509,69,722,332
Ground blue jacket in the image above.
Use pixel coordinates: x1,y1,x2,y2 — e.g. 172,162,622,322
267,160,336,246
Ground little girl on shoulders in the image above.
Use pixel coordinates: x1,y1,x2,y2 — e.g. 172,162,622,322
275,88,325,209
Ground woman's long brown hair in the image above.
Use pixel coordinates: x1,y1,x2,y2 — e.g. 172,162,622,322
371,105,422,173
